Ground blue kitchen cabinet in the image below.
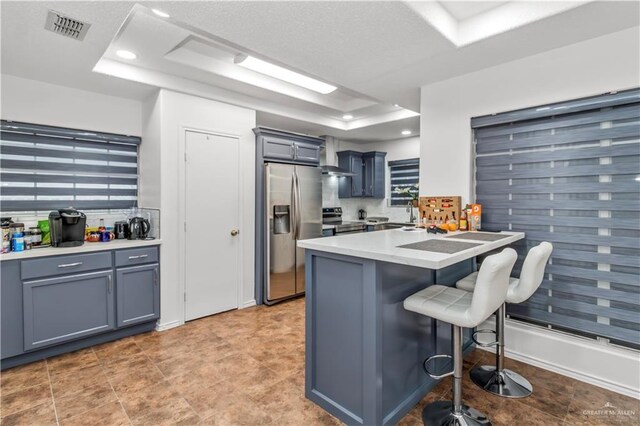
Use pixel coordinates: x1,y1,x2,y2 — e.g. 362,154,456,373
257,128,322,165
23,270,115,351
1,245,161,369
337,150,386,199
363,151,386,198
116,263,160,327
1,261,23,359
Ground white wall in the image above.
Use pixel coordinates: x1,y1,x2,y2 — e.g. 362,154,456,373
420,26,640,205
419,26,640,396
141,90,256,330
1,74,142,136
323,136,421,222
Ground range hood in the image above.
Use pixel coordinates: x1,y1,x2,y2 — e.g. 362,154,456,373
321,164,354,176
321,136,354,176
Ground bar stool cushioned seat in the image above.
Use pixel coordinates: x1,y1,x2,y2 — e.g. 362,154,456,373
455,242,553,398
404,247,517,426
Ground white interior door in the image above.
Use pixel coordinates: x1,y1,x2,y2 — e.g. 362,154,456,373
185,130,240,321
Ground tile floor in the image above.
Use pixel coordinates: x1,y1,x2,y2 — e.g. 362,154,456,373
1,297,638,425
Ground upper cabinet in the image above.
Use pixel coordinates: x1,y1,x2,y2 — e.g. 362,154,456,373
337,151,386,199
255,127,323,165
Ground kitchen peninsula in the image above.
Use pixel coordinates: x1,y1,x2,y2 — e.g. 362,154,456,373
298,229,524,425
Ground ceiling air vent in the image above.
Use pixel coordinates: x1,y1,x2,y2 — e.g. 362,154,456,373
44,10,91,41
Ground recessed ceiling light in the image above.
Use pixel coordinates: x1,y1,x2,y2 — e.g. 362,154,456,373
234,54,337,94
393,104,400,107
401,130,412,135
116,50,137,60
635,176,640,182
151,9,170,18
342,114,353,120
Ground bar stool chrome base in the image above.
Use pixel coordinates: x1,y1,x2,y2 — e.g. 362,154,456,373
469,365,533,398
422,401,492,426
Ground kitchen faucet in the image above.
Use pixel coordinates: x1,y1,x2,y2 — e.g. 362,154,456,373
406,201,416,223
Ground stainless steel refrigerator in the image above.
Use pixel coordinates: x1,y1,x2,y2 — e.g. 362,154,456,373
265,163,322,303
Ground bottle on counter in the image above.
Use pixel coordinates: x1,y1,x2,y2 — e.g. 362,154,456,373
11,232,24,252
459,209,468,231
24,230,32,250
29,227,42,247
1,226,11,253
98,218,106,233
449,212,458,231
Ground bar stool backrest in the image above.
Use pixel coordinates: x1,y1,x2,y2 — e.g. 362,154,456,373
467,248,518,326
507,242,553,304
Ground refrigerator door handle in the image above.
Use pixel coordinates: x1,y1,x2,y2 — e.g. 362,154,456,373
294,171,302,240
265,164,272,296
291,173,297,240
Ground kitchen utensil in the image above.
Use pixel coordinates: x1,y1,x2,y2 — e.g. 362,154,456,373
114,221,130,239
100,231,115,242
129,217,151,240
49,208,86,247
86,231,101,243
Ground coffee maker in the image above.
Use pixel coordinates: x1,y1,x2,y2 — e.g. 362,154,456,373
49,208,86,247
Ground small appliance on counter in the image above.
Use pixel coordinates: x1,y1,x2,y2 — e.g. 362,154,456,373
114,221,130,239
358,209,367,220
128,216,151,240
49,208,86,247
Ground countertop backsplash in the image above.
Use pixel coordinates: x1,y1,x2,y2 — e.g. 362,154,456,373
322,175,413,223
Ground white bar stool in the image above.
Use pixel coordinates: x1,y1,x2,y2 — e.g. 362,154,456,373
404,248,517,426
456,242,553,398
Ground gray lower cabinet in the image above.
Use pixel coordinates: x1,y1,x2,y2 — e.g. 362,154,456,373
116,263,160,327
1,245,160,368
23,270,115,351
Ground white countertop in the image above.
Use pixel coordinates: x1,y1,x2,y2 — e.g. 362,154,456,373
0,239,162,261
298,229,524,269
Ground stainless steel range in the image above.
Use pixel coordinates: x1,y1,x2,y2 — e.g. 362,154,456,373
322,207,366,234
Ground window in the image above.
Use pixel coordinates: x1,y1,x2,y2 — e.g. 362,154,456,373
389,158,420,206
472,88,640,349
0,120,141,213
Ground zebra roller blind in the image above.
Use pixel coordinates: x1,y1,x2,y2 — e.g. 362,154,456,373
0,120,140,212
472,89,640,348
389,158,420,206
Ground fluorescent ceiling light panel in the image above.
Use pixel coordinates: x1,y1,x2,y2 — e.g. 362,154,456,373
152,9,170,18
235,54,337,94
116,50,137,60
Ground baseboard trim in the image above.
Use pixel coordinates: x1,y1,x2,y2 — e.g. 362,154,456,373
478,317,640,399
241,299,257,309
156,320,183,332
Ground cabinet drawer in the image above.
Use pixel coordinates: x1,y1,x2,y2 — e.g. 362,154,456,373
21,252,112,280
115,246,158,267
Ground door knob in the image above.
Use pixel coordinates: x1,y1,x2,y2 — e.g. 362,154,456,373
230,229,239,236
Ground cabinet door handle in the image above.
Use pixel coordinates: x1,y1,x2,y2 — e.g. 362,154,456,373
58,262,83,268
128,254,148,260
154,269,159,286
108,275,113,294
290,144,295,158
